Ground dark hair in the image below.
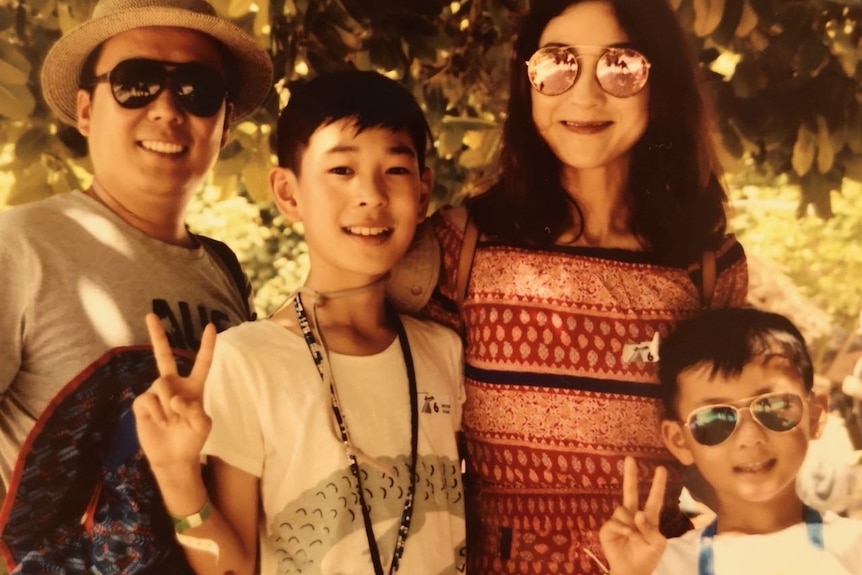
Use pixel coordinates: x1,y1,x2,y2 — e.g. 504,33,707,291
276,70,432,174
658,308,814,420
470,0,727,266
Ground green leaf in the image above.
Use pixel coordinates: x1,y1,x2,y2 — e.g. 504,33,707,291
437,126,465,158
28,0,55,15
798,171,835,218
14,127,51,162
212,174,239,199
6,162,53,206
57,0,93,34
0,6,15,31
846,104,862,154
792,122,815,177
309,19,352,61
719,122,744,159
0,83,36,121
734,0,758,37
368,37,403,72
0,44,31,85
747,0,775,21
712,0,744,46
226,0,254,18
214,139,249,177
796,40,829,78
242,154,271,204
815,115,835,174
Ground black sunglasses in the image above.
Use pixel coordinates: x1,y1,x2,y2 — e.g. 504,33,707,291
684,392,807,447
90,58,228,118
526,45,651,98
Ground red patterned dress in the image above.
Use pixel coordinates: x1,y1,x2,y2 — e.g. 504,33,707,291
425,207,748,575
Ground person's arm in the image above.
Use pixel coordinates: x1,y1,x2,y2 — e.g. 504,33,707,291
421,206,471,331
0,226,26,394
133,314,259,574
598,456,668,575
147,456,260,574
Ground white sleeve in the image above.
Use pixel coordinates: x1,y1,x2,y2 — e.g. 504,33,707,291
202,333,265,477
448,331,465,432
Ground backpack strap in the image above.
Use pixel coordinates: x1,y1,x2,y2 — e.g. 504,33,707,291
455,215,479,308
700,249,716,310
197,235,255,321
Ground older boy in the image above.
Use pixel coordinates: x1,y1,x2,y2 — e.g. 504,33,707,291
134,70,467,575
600,307,862,574
0,0,270,571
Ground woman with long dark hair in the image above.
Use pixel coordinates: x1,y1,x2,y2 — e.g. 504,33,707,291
412,1,748,573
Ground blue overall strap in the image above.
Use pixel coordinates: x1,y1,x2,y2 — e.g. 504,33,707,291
697,506,824,575
698,519,718,575
802,504,824,549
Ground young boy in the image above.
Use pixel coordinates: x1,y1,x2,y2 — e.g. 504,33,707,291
599,307,862,575
133,70,467,574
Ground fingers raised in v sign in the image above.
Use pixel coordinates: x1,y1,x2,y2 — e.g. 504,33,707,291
145,313,216,398
622,456,667,527
599,456,669,575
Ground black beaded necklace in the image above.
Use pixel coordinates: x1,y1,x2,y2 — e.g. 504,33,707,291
293,293,418,574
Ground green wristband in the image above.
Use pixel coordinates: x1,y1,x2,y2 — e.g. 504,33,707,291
170,498,212,533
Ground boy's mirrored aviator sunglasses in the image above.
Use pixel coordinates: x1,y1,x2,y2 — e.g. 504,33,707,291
90,58,228,118
684,392,807,447
526,45,651,98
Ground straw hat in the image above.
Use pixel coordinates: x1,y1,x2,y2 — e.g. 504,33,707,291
41,0,273,126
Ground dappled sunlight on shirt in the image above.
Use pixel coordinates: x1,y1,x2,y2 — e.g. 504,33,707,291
77,277,132,348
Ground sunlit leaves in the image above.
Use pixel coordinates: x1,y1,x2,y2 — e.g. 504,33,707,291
0,43,34,120
681,0,862,211
793,122,816,176
0,83,35,120
13,126,50,162
735,0,758,37
4,0,862,314
731,180,862,336
693,0,726,37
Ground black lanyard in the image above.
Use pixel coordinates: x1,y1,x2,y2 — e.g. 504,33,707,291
294,294,418,574
697,505,824,575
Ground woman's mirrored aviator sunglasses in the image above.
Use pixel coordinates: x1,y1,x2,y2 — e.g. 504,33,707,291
90,58,228,118
526,45,651,98
684,392,807,447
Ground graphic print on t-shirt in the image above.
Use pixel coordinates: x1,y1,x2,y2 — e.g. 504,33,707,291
269,455,465,574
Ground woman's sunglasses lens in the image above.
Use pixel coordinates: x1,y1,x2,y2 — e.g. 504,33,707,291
528,49,579,96
752,394,803,432
689,406,737,446
597,49,649,98
110,60,164,108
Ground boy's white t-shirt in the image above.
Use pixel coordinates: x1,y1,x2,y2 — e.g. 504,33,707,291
202,315,466,575
654,512,862,575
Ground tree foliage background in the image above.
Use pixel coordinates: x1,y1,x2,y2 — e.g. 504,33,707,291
2,0,862,352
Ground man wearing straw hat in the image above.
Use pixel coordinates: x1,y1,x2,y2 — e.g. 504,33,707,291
0,0,272,572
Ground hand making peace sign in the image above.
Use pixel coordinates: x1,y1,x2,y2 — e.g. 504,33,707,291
598,456,668,575
133,313,217,470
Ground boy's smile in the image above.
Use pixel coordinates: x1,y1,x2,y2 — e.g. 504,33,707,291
344,225,392,238
662,354,826,531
